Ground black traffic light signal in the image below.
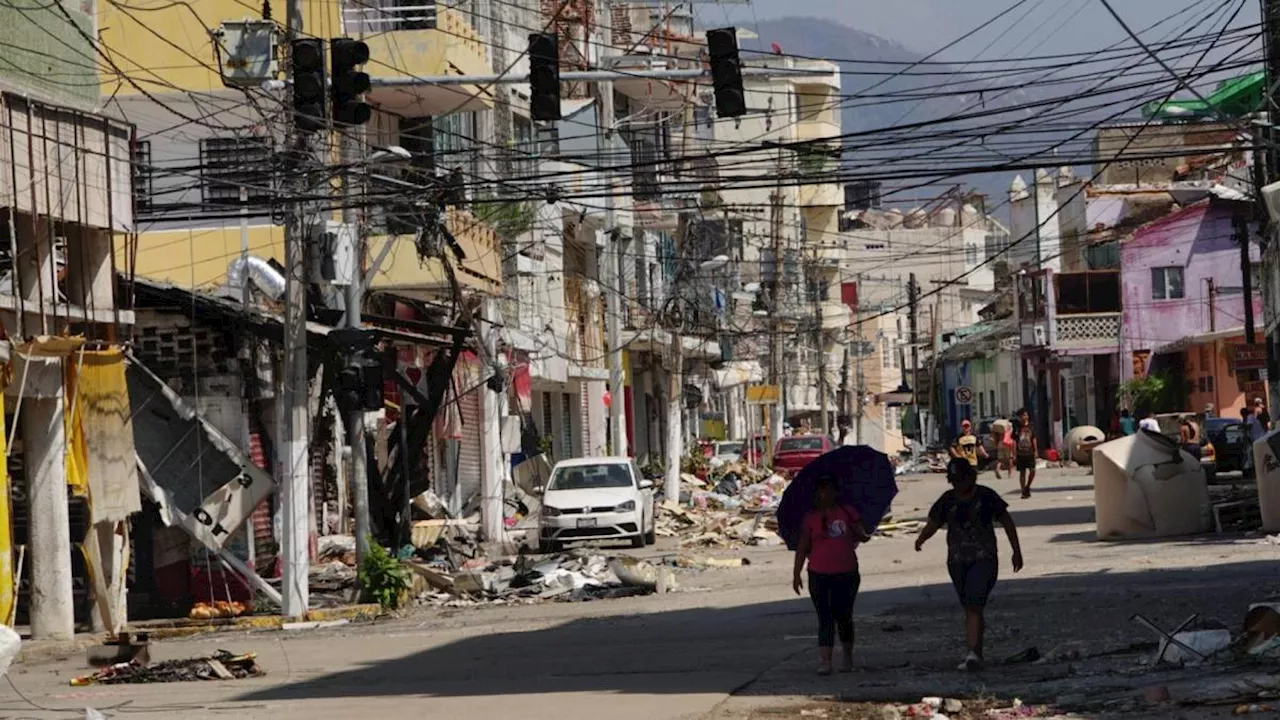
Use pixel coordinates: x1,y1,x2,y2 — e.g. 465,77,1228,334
291,38,327,133
705,27,745,118
330,37,372,126
528,32,561,121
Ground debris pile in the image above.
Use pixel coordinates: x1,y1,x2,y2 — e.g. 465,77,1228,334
409,549,677,606
656,469,787,548
70,650,263,686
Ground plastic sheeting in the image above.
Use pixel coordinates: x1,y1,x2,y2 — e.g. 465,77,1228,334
64,355,88,499
74,350,141,523
1093,430,1212,540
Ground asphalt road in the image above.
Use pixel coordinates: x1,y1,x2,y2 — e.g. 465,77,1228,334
5,466,1279,720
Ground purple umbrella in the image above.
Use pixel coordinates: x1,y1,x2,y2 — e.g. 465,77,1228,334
776,445,898,550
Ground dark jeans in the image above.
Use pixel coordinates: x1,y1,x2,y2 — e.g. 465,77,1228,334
808,570,860,647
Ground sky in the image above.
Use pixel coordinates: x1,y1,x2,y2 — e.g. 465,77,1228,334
725,0,1260,59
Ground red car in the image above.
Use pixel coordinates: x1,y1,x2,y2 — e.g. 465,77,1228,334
771,435,833,476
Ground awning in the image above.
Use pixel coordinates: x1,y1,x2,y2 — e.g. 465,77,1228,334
1154,326,1245,355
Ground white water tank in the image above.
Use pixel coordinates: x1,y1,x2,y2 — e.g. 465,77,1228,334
1253,428,1280,532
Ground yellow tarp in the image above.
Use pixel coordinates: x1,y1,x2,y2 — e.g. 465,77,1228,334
75,349,140,523
0,388,13,626
64,355,88,498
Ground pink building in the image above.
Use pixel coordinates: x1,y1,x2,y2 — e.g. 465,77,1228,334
1120,198,1264,415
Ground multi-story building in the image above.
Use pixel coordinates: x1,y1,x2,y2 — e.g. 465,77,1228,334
0,0,136,639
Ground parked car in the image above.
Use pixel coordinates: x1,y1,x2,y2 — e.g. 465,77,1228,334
710,440,744,465
772,435,834,476
538,457,655,552
1203,416,1250,478
1152,413,1219,481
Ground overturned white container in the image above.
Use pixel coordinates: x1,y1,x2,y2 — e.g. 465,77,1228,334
1093,431,1212,540
1253,428,1280,532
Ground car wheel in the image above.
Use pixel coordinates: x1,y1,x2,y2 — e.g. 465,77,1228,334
630,534,645,549
644,526,656,545
539,538,560,554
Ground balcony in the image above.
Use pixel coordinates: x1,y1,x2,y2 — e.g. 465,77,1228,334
346,1,492,115
367,207,501,298
1054,312,1121,351
796,118,841,144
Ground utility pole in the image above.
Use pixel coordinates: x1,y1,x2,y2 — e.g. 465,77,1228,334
600,0,627,458
1236,212,1256,344
766,148,784,463
280,0,311,618
1207,277,1217,333
341,119,372,566
664,224,685,505
854,299,864,446
1262,0,1280,410
907,273,922,462
816,279,830,439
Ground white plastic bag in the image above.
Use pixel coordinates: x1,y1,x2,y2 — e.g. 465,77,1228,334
0,625,20,678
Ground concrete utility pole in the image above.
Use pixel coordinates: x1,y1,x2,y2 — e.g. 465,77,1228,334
341,122,372,567
25,379,73,639
1236,213,1257,345
907,273,922,462
664,220,685,505
480,298,506,543
280,0,311,618
599,0,627,458
766,149,784,463
813,266,830,438
854,299,864,445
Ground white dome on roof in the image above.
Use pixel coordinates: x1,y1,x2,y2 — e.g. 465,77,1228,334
1009,174,1027,193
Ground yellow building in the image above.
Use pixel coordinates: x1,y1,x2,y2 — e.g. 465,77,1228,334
100,0,502,297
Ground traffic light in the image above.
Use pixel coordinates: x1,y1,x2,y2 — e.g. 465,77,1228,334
291,38,327,133
705,27,745,118
330,37,372,126
528,32,561,121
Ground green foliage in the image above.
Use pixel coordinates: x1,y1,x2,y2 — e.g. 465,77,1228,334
680,443,708,475
1118,373,1171,413
476,192,535,239
358,539,411,610
536,434,555,457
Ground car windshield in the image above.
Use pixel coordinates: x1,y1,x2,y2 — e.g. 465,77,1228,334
778,437,824,452
548,464,633,491
717,442,743,455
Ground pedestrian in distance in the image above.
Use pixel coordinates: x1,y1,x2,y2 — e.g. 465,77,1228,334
1255,397,1271,432
915,457,1024,672
1118,408,1136,436
950,419,987,470
792,475,871,676
1014,409,1037,498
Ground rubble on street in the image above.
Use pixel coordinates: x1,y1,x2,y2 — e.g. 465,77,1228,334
656,467,787,548
70,650,263,685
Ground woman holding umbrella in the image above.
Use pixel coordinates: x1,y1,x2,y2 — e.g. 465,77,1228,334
791,476,873,675
915,457,1024,671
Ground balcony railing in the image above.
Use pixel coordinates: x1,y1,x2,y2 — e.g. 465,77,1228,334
344,0,437,34
1054,312,1121,349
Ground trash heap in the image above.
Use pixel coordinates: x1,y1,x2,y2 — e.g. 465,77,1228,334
408,549,678,607
655,467,788,548
71,650,263,686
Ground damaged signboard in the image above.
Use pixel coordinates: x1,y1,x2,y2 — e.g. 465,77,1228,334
126,354,274,550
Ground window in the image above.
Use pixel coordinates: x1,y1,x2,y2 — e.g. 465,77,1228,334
511,116,535,176
989,390,996,415
132,140,153,215
541,391,554,447
1151,266,1185,300
881,337,891,368
199,136,273,206
885,407,899,431
965,243,978,265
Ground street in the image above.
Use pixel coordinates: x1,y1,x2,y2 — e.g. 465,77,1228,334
5,466,1278,720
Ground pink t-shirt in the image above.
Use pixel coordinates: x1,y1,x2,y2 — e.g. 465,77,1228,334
803,505,862,575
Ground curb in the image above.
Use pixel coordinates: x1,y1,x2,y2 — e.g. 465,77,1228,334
16,636,102,665
130,604,383,640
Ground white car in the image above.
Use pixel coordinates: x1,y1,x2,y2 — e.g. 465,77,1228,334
538,457,656,552
711,440,745,466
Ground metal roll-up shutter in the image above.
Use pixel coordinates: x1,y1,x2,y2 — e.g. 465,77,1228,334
455,359,484,508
